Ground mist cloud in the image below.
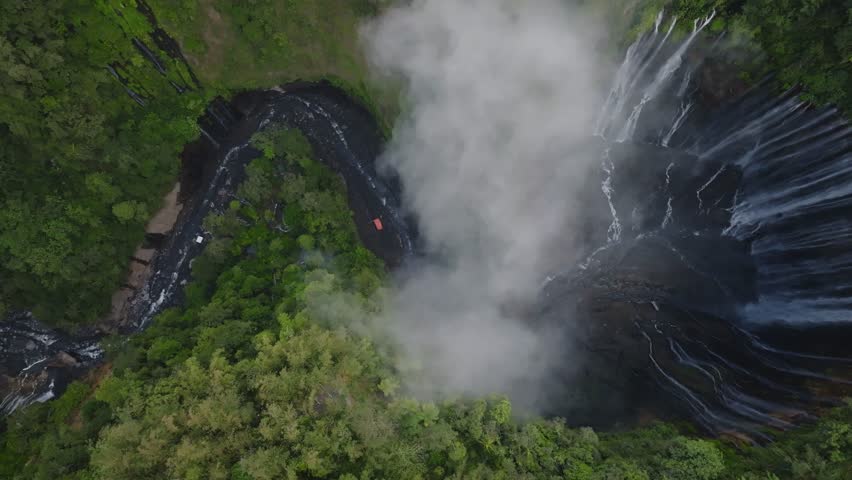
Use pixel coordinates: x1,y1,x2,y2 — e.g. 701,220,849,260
363,0,609,410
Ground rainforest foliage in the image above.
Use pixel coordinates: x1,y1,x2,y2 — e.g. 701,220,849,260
0,1,206,325
0,0,394,327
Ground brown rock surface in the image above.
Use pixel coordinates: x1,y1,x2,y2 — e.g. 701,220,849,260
133,247,156,263
145,182,183,234
54,351,78,367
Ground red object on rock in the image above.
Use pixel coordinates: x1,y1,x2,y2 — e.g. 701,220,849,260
373,218,383,231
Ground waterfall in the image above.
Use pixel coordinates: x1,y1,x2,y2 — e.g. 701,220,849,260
593,9,851,327
199,127,221,148
132,38,167,75
3,6,849,437
596,11,715,143
0,313,103,415
105,65,146,106
563,9,852,436
708,100,852,326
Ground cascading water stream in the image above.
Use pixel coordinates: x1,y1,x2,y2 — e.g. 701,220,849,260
0,85,410,416
0,312,103,415
553,9,852,437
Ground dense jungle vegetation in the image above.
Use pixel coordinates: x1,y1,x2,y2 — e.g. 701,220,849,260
6,122,852,480
622,0,851,112
1,0,851,479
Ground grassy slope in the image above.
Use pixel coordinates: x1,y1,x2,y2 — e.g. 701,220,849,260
148,0,398,133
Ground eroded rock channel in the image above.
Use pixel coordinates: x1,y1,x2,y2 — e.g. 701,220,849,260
1,84,413,415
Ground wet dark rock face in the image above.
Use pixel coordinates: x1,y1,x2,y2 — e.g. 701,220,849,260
530,13,852,440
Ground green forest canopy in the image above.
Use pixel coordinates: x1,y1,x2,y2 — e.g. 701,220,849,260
1,0,851,479
0,0,204,325
6,123,852,480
